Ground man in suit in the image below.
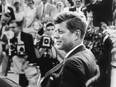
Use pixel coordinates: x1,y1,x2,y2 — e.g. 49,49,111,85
41,11,98,87
36,0,56,23
8,20,37,64
4,20,38,87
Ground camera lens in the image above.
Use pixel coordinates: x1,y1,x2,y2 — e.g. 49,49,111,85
20,47,24,52
44,39,49,44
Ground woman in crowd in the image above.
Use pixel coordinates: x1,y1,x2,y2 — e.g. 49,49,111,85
24,0,36,28
13,1,25,22
55,1,64,14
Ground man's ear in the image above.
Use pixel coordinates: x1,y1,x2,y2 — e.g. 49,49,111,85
74,30,81,40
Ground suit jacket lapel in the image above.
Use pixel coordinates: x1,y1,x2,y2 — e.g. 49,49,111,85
44,61,64,78
66,45,86,59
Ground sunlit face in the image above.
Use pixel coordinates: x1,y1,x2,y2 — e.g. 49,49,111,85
54,22,76,52
46,25,55,37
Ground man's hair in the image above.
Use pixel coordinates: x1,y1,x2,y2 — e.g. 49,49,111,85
46,22,54,28
54,11,88,39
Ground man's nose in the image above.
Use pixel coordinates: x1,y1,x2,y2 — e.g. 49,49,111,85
54,32,60,39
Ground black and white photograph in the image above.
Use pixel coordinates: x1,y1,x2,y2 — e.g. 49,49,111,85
0,0,115,87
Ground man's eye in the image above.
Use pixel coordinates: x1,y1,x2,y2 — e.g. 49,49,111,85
58,30,64,34
57,29,64,33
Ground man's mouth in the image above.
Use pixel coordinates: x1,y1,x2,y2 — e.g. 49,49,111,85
55,41,62,45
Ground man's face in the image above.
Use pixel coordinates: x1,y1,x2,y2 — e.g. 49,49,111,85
73,0,82,8
54,22,76,52
14,3,21,11
46,25,55,36
8,22,19,35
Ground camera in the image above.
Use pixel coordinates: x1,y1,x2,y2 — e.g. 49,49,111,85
41,36,52,48
35,35,52,48
17,44,26,57
8,43,17,56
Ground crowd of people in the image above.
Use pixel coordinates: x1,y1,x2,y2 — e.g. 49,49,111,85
0,0,116,87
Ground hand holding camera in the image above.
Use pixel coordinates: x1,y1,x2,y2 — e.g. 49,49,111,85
34,34,53,49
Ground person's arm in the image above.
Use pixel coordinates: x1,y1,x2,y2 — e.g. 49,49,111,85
23,27,37,34
34,47,47,59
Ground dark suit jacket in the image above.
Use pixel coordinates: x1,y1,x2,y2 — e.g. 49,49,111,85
41,45,97,87
9,32,37,63
20,32,37,63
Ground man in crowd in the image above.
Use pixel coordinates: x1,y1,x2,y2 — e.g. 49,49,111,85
5,20,38,87
41,11,98,87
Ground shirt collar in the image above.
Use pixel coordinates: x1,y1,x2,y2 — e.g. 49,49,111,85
65,43,83,58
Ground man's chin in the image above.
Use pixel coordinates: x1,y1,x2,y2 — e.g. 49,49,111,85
55,45,62,49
